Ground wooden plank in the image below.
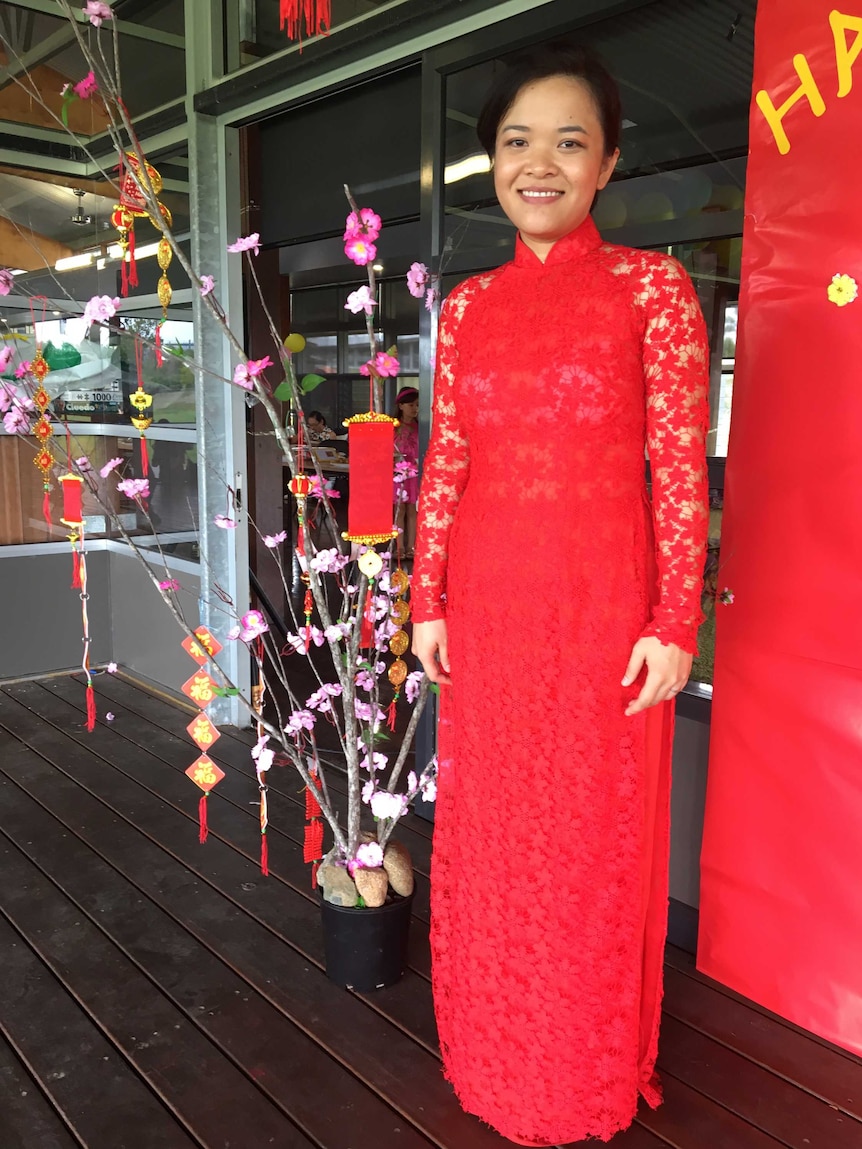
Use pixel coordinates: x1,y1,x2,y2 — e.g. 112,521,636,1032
0,915,199,1149
637,1073,785,1149
664,964,862,1121
0,762,431,1149
0,1031,80,1149
658,1016,862,1148
43,674,436,925
0,693,503,1149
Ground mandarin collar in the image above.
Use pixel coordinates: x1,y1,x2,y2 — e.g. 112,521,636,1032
514,215,602,269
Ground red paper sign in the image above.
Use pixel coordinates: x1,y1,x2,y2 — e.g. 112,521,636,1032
346,419,396,540
181,670,218,709
185,754,225,793
181,627,223,664
187,714,221,751
699,1,862,1057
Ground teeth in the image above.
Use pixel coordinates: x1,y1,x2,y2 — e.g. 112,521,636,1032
521,190,560,199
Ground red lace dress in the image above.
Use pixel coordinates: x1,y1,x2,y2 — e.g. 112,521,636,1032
412,217,709,1146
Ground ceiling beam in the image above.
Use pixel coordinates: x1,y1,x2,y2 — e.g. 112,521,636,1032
1,0,184,48
0,212,72,270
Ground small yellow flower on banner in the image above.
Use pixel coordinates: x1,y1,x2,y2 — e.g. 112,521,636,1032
827,273,858,307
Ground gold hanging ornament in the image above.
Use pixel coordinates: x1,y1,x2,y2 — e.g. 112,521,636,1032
111,150,173,317
385,565,411,730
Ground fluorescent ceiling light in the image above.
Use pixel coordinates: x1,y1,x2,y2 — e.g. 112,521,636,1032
55,252,94,271
106,240,163,261
622,119,637,129
445,152,492,184
11,268,27,276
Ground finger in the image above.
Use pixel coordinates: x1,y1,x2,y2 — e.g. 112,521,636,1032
621,647,646,687
437,637,450,678
625,669,665,716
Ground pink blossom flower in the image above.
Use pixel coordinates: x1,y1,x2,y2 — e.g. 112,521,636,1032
405,670,424,704
324,622,352,642
199,275,215,297
214,513,237,529
105,711,115,722
286,709,316,734
362,779,375,803
233,355,272,389
238,609,268,641
263,530,287,548
359,351,399,378
0,346,12,372
309,547,349,573
255,747,274,772
75,455,92,472
73,71,98,99
83,1,112,26
354,698,386,725
344,285,377,315
355,841,383,869
158,578,180,591
421,777,437,802
117,477,149,500
306,683,343,712
425,286,439,312
406,262,429,299
284,627,325,652
106,662,118,673
82,294,119,329
0,383,15,413
408,771,418,794
0,269,14,296
343,208,381,243
394,459,418,478
100,456,122,477
344,237,377,266
719,588,735,606
370,790,406,820
226,625,241,641
227,233,260,255
361,752,388,773
309,475,340,500
14,361,30,379
3,407,29,434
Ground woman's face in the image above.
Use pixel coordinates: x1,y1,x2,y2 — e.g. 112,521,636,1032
493,75,619,260
399,399,419,422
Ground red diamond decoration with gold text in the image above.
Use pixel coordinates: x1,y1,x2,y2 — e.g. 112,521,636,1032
34,449,53,473
33,386,50,409
181,670,217,709
187,713,221,751
181,626,223,665
34,418,53,442
30,354,49,382
185,754,225,793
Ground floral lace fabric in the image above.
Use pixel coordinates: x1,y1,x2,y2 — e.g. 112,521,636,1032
412,217,709,1145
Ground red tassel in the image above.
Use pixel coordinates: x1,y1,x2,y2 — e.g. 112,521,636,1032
198,794,209,843
280,0,330,39
85,684,96,732
311,860,320,890
128,226,138,288
303,819,324,863
260,833,269,877
140,437,148,478
305,784,321,819
42,487,52,529
386,696,398,732
360,587,375,648
155,322,163,368
120,253,129,297
296,521,305,558
71,549,81,589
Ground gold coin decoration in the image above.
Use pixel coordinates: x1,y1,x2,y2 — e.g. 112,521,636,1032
389,569,409,596
391,598,411,625
389,630,409,657
388,659,408,687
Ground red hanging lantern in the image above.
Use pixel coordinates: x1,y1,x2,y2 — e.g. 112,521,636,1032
280,0,330,40
343,413,399,546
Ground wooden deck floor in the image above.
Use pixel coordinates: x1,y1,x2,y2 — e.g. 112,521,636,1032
0,673,860,1149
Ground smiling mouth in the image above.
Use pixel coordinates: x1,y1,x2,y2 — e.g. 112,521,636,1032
518,189,564,201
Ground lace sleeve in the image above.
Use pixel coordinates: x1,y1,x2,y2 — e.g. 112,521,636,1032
638,256,710,654
411,288,473,623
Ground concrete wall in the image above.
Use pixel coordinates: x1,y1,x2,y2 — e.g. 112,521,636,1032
108,549,200,691
0,550,111,678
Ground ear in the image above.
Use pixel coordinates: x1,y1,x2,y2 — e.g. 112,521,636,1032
597,147,620,191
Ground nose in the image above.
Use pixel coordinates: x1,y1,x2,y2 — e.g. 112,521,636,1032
525,144,560,177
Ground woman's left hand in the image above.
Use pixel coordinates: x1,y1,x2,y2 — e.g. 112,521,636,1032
622,636,692,716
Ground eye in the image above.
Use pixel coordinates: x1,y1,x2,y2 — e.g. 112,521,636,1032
559,139,585,150
504,137,528,148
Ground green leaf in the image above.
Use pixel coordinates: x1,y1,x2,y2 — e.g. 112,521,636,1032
300,373,326,394
429,683,440,695
211,685,240,697
355,896,367,908
272,379,293,401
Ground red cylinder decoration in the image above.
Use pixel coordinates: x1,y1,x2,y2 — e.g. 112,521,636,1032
343,414,398,545
699,0,862,1057
60,473,84,527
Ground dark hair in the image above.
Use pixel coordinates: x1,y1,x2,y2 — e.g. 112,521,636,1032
476,41,621,159
308,410,326,425
393,386,419,418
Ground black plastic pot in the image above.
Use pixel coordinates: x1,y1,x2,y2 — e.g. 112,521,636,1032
321,891,415,991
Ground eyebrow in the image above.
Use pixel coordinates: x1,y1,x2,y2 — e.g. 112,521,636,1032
500,124,590,134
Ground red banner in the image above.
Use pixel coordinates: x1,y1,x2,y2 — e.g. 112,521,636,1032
346,418,396,541
698,3,862,1054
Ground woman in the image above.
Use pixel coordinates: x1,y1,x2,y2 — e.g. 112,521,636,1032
412,42,709,1146
393,385,420,557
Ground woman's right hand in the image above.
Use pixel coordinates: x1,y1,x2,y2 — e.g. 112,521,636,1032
412,619,451,686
